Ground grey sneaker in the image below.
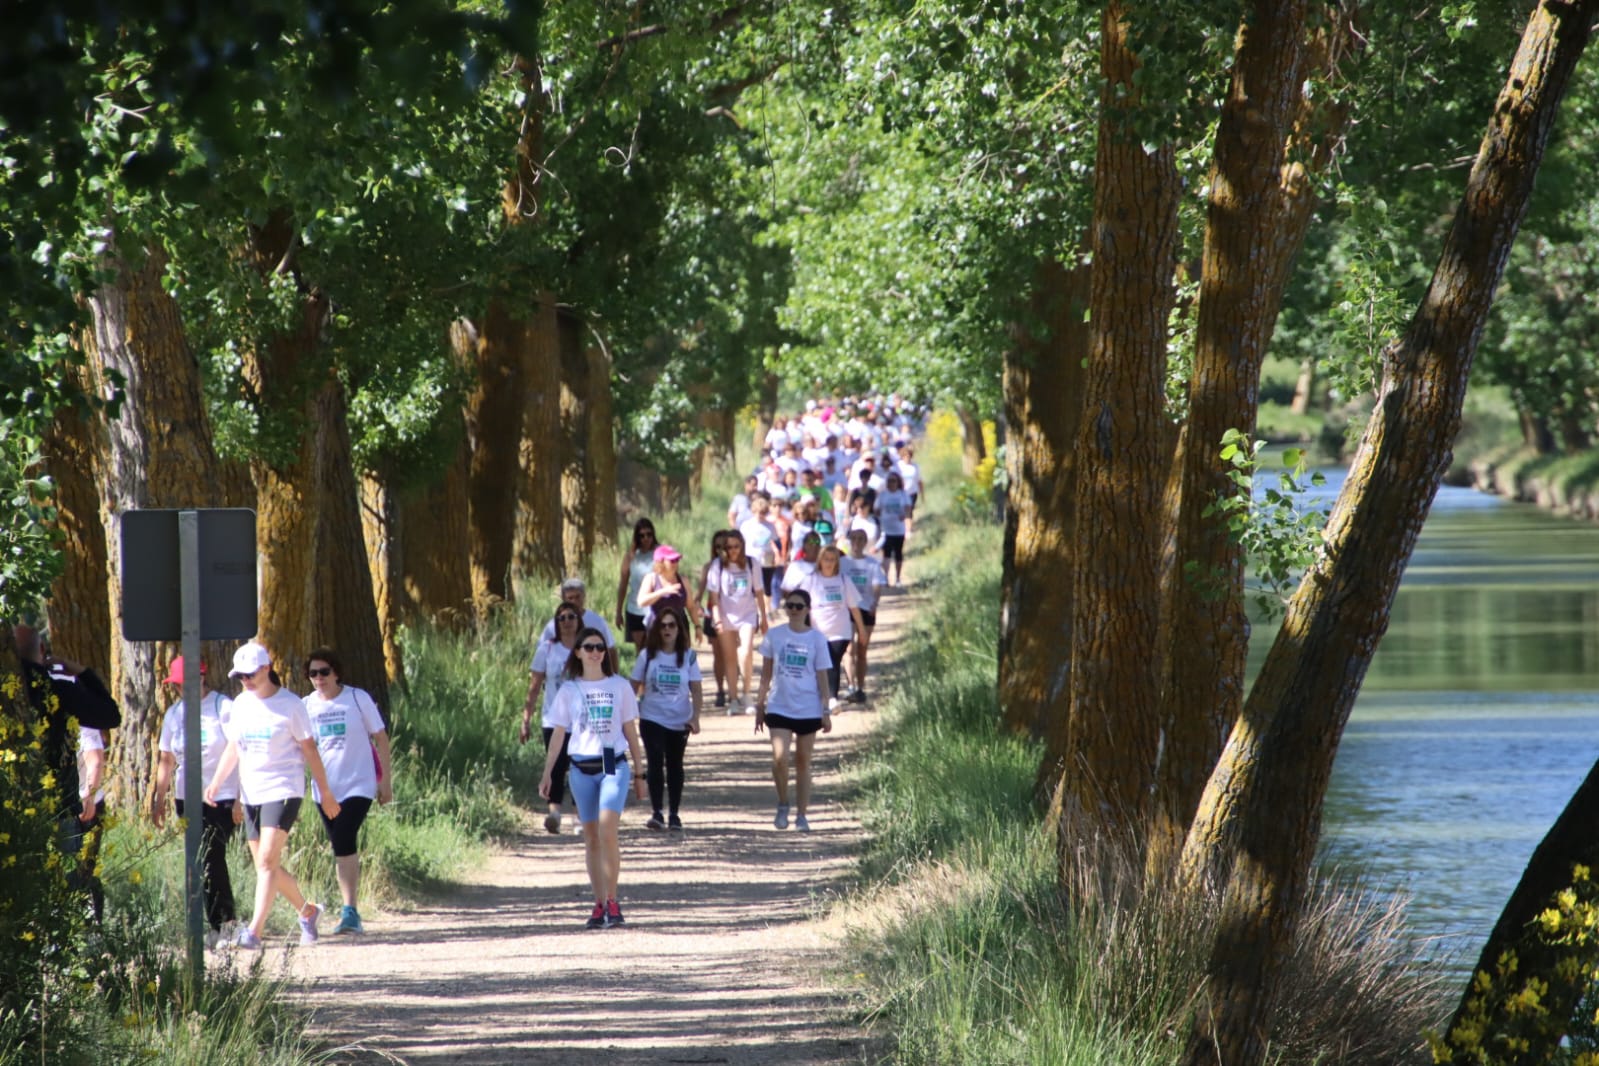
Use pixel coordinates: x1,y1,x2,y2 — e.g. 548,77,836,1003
796,813,811,833
233,927,263,950
774,805,789,830
544,810,562,834
298,904,322,946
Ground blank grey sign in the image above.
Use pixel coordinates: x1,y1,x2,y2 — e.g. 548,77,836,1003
120,509,258,640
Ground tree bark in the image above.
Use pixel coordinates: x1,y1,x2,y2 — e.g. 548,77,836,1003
954,405,987,479
1288,357,1316,415
587,333,619,547
312,379,390,711
1180,4,1598,1063
358,469,407,692
1148,0,1322,883
999,258,1089,745
754,370,780,458
515,299,566,586
466,299,529,608
244,212,332,687
1059,0,1182,848
41,392,111,683
558,305,595,575
83,243,238,808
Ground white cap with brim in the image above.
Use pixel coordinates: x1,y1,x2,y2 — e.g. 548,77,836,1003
230,641,272,678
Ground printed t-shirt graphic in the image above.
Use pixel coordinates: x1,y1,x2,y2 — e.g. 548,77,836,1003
304,685,386,802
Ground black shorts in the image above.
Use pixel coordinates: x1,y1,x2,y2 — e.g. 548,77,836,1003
882,535,906,563
243,797,303,841
625,611,646,636
319,795,374,857
858,609,877,629
761,566,783,599
704,614,717,641
764,712,824,735
909,493,919,512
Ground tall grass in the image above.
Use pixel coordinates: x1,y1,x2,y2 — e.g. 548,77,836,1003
843,491,1449,1065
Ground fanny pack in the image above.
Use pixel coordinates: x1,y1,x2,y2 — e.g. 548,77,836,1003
571,750,625,775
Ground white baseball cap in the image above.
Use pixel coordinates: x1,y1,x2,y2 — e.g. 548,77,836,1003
229,641,272,677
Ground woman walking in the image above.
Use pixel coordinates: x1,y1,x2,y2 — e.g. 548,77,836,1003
706,529,768,714
754,589,833,832
302,648,393,935
842,530,888,703
522,604,583,833
801,546,865,711
153,656,240,943
615,518,658,651
876,471,912,587
630,606,703,830
206,641,340,949
540,627,647,928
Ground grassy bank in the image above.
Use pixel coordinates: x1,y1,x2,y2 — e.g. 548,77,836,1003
839,427,1448,1064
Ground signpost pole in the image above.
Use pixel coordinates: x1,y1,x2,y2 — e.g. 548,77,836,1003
179,510,206,987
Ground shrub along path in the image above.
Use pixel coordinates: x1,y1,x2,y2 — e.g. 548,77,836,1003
280,586,922,1065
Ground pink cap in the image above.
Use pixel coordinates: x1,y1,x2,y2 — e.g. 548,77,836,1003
654,544,682,563
163,656,206,685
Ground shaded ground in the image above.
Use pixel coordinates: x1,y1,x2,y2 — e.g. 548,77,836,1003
251,587,921,1065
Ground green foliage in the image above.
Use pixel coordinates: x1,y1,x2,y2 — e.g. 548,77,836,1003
1195,429,1329,616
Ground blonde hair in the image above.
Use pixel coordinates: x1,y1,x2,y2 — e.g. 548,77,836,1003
817,545,843,575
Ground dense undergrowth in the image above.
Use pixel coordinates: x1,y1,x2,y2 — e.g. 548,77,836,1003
839,428,1450,1065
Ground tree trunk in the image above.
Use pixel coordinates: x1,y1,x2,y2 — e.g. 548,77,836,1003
999,258,1089,745
1289,357,1316,415
1180,5,1597,1063
588,334,619,547
1520,407,1556,452
515,299,565,586
244,213,332,688
398,450,474,628
754,370,780,458
954,405,987,479
558,305,594,576
41,393,111,682
466,300,528,608
1147,0,1323,883
84,243,238,809
1059,0,1182,848
312,379,390,711
1436,752,1599,1063
359,469,407,692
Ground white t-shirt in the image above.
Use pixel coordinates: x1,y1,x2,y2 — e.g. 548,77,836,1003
764,426,789,456
78,727,106,805
728,492,753,527
708,559,762,628
531,639,577,727
630,649,703,729
539,609,615,645
741,517,781,568
898,460,922,497
842,554,888,612
803,570,861,641
303,685,387,803
757,625,831,719
877,490,912,536
547,675,640,760
225,687,314,804
780,559,816,592
159,691,238,802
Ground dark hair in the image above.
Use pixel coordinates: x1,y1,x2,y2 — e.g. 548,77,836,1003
643,605,690,667
563,627,614,679
550,605,582,643
633,518,657,551
305,647,343,681
782,588,812,613
268,668,283,688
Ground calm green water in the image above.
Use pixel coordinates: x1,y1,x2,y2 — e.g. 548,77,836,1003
1271,473,1599,967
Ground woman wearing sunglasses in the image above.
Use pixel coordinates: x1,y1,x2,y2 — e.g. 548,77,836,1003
522,605,583,834
540,627,647,929
303,647,393,935
630,606,703,830
754,588,833,832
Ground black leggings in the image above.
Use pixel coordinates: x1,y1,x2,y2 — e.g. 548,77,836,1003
639,718,690,816
826,639,850,700
542,727,571,806
175,799,239,930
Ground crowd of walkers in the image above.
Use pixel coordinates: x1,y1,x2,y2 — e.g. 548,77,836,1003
527,393,926,928
16,392,925,940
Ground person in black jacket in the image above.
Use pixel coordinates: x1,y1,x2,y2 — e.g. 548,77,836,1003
13,623,122,902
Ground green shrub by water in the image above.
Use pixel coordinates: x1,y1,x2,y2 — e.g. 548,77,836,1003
844,495,1447,1065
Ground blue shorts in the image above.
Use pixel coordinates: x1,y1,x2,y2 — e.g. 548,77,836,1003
567,757,632,823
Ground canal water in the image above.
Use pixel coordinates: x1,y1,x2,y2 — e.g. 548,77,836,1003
1261,472,1599,968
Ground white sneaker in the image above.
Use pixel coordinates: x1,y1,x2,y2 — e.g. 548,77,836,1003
828,697,841,712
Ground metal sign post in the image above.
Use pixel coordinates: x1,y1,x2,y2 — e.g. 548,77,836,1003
119,507,256,991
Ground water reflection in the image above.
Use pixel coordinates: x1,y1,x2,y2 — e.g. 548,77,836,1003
1288,483,1599,967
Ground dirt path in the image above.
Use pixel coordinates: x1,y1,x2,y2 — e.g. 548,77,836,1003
275,587,922,1065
